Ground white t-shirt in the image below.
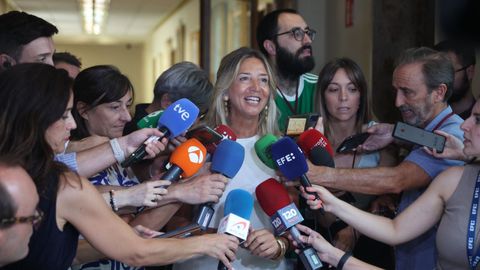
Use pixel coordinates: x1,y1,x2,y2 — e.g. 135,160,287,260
174,136,290,270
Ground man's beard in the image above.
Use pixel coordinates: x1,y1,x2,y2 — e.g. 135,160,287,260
449,73,471,103
275,44,315,81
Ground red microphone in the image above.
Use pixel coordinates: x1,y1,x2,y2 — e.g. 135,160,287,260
215,124,237,141
297,129,334,157
256,179,323,270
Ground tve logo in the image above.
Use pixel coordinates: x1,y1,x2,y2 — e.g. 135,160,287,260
174,104,190,121
188,146,204,164
275,152,296,167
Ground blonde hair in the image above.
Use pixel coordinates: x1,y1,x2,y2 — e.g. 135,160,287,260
205,47,280,137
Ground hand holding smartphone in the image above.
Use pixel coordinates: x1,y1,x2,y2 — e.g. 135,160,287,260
392,122,446,153
336,132,370,154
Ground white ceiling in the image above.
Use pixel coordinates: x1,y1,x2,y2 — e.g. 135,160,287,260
9,0,182,44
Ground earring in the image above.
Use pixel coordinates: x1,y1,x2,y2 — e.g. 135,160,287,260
223,95,229,117
263,104,269,119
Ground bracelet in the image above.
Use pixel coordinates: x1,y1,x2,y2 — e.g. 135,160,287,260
109,138,125,163
337,251,352,270
272,237,287,260
109,190,119,212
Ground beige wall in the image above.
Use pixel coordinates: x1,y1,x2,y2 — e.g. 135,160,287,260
143,0,200,103
54,43,145,102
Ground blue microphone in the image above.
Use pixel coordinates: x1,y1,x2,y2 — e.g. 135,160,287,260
196,140,245,231
121,98,199,167
270,137,321,201
217,189,253,270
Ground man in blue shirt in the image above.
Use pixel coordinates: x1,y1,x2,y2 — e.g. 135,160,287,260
307,47,464,270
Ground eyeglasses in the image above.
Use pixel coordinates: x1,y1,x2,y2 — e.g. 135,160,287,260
0,208,44,229
273,27,316,42
455,65,471,73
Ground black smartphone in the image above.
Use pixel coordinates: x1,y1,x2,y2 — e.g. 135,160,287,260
285,113,320,136
336,132,370,154
393,122,446,153
186,125,223,146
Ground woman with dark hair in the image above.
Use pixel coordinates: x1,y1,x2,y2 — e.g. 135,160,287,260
0,63,238,270
314,58,397,267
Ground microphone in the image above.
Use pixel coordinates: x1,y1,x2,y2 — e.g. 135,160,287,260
256,179,323,270
205,124,237,155
309,146,335,167
254,134,278,169
215,124,237,141
217,189,254,270
161,138,206,181
136,110,164,129
195,139,245,230
297,129,334,158
270,137,321,200
121,98,199,167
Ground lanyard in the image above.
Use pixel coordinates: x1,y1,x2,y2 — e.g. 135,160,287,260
432,111,454,131
277,80,300,115
467,170,480,269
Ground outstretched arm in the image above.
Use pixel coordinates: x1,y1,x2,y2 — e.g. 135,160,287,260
303,166,463,246
57,173,239,268
307,160,430,195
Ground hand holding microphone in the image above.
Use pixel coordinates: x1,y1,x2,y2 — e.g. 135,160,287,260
256,179,323,270
270,136,323,202
121,98,199,167
217,189,254,270
196,139,245,230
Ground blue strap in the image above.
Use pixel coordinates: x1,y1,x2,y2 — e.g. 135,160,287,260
467,171,480,269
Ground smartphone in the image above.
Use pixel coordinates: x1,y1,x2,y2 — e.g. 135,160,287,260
393,122,446,153
336,132,370,154
285,113,320,136
186,125,223,146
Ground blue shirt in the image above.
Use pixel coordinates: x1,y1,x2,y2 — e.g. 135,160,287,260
396,106,464,270
55,152,79,172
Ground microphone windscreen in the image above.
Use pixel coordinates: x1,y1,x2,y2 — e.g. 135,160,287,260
158,98,199,138
310,146,335,167
137,110,164,129
223,189,254,220
211,140,245,178
215,125,237,141
270,137,308,180
297,129,334,157
255,178,291,216
254,134,278,169
170,138,206,177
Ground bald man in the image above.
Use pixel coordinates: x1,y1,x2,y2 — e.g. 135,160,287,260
0,161,39,267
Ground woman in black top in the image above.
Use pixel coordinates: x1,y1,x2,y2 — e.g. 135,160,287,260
0,63,238,270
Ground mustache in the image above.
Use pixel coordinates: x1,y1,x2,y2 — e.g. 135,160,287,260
296,45,313,56
398,105,411,112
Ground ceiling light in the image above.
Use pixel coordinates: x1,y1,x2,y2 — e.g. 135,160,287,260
79,0,110,35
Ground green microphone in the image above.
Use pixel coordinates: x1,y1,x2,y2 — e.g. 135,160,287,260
137,110,164,129
254,134,278,169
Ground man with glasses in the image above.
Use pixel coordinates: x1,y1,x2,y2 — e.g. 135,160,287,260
434,40,477,119
0,160,40,266
257,9,318,131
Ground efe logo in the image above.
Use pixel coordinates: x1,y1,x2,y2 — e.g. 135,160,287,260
188,146,204,164
174,104,190,121
276,152,296,166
